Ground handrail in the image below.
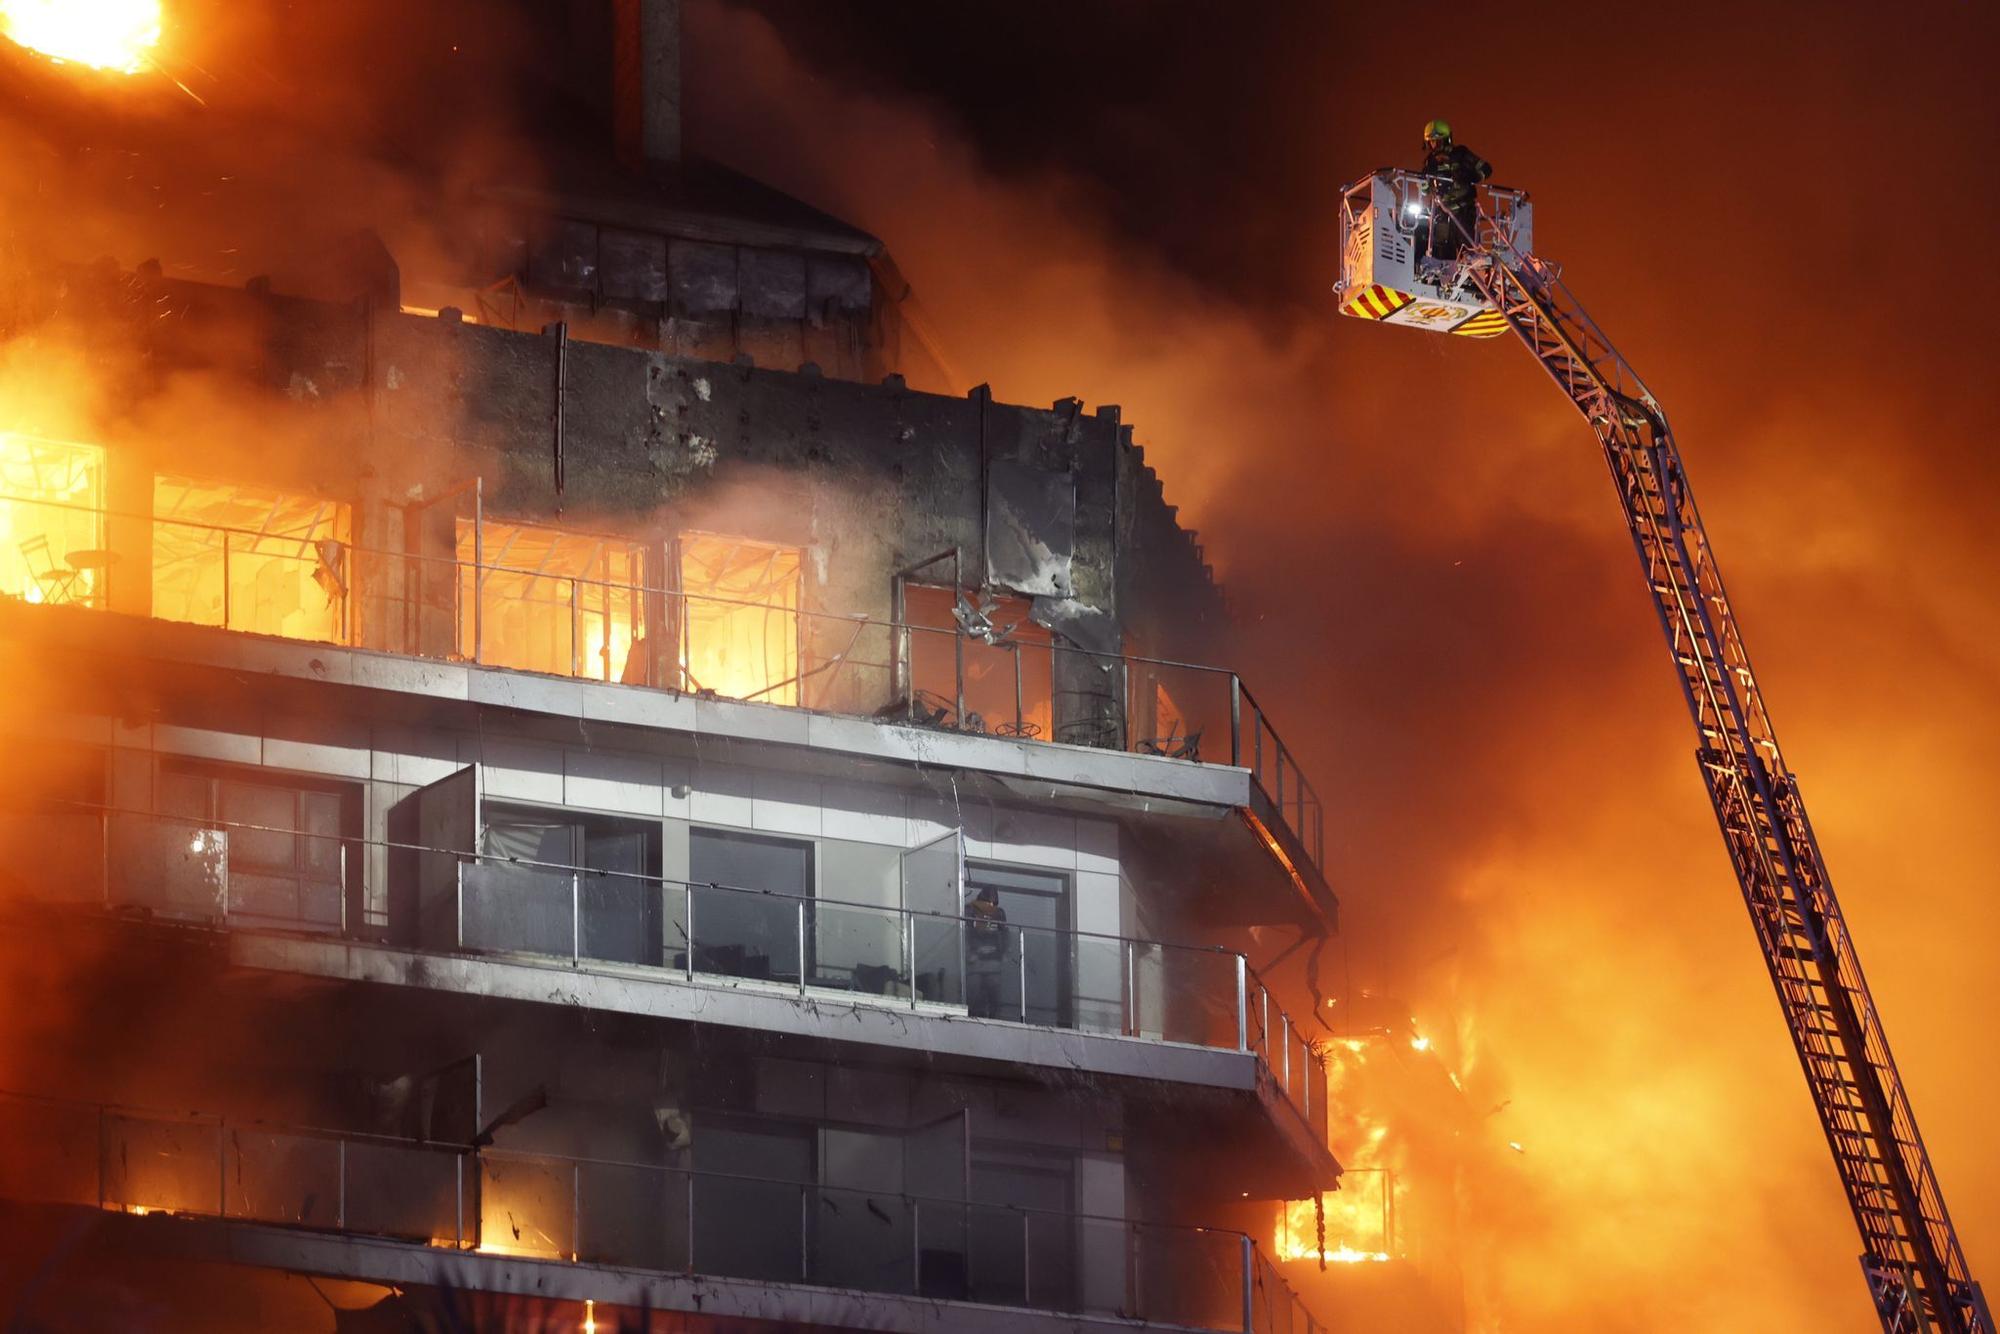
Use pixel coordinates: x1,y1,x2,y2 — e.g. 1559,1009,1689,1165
21,801,1330,1140
0,484,1326,870
0,1085,1328,1332
1244,962,1332,1149
43,799,1232,957
0,1085,1203,1234
0,487,1258,680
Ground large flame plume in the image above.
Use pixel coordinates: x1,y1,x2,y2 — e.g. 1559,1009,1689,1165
680,4,2000,1329
0,0,161,74
1270,1031,1451,1268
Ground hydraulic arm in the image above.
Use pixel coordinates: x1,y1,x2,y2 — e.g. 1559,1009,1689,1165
1449,201,1986,1334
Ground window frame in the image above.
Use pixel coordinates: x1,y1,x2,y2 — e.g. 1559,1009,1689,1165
479,801,665,966
149,473,355,645
686,825,819,985
964,861,1074,1027
156,757,360,933
671,530,807,705
456,513,650,682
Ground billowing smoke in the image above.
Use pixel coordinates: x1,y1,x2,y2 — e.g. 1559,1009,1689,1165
0,1,1992,1327
683,2,2000,1329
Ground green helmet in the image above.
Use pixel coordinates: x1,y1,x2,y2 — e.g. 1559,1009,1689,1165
1423,118,1452,148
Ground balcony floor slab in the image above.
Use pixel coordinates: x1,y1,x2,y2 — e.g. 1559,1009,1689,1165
13,1203,1246,1334
240,929,1253,1089
0,602,1337,928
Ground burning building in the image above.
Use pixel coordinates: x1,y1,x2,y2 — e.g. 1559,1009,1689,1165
0,3,1374,1330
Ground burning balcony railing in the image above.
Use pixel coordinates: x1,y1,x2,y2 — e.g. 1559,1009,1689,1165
16,803,1332,1146
0,1089,1331,1333
0,1091,471,1248
0,485,1325,873
0,485,351,640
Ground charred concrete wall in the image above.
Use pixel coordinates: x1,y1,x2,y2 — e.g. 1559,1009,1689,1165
107,269,1230,709
413,204,894,383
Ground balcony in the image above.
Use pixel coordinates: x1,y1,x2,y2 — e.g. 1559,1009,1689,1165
0,477,1326,889
0,1090,1332,1334
8,803,1334,1185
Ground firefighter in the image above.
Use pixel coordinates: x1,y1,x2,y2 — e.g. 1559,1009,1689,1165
964,885,1010,1018
1415,119,1491,263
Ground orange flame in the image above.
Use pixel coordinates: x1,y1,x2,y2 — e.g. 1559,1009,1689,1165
1276,1188,1393,1264
1272,1034,1430,1266
0,0,161,74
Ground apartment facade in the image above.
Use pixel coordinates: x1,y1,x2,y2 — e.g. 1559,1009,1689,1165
0,259,1341,1331
0,6,1343,1329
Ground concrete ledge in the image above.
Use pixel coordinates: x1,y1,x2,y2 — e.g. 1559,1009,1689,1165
98,1208,1231,1334
223,931,1342,1192
233,931,1258,1092
0,604,1338,927
5,604,1258,817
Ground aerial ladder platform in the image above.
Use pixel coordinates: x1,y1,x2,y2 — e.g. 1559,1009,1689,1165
1335,168,1991,1334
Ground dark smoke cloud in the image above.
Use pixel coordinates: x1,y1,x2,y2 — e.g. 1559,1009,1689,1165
687,2,2000,1328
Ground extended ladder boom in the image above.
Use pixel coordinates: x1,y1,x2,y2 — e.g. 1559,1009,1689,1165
1461,209,1988,1334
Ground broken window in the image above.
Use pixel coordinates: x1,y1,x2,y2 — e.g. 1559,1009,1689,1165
152,476,352,644
0,434,108,608
457,519,645,682
905,585,1054,739
677,534,802,704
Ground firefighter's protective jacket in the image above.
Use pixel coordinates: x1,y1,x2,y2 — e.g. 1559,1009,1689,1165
1420,143,1492,218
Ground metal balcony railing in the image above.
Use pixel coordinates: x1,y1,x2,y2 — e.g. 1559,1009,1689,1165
0,487,1325,871
1245,970,1332,1152
0,1089,1331,1334
15,804,1332,1151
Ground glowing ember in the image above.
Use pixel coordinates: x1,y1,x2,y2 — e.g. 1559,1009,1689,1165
0,0,161,73
1324,1245,1393,1264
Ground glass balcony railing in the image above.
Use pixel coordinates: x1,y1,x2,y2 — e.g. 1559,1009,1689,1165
0,488,1325,871
1247,983,1334,1152
454,854,1330,1147
0,1091,471,1248
0,1089,1332,1334
17,804,1332,1150
456,858,1246,1039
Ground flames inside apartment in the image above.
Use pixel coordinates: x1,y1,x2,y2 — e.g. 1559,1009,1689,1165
0,3,1464,1331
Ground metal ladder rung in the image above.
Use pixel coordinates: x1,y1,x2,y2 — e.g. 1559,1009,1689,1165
1463,257,1983,1324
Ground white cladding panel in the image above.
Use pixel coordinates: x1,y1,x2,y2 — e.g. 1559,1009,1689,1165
48,708,1132,938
